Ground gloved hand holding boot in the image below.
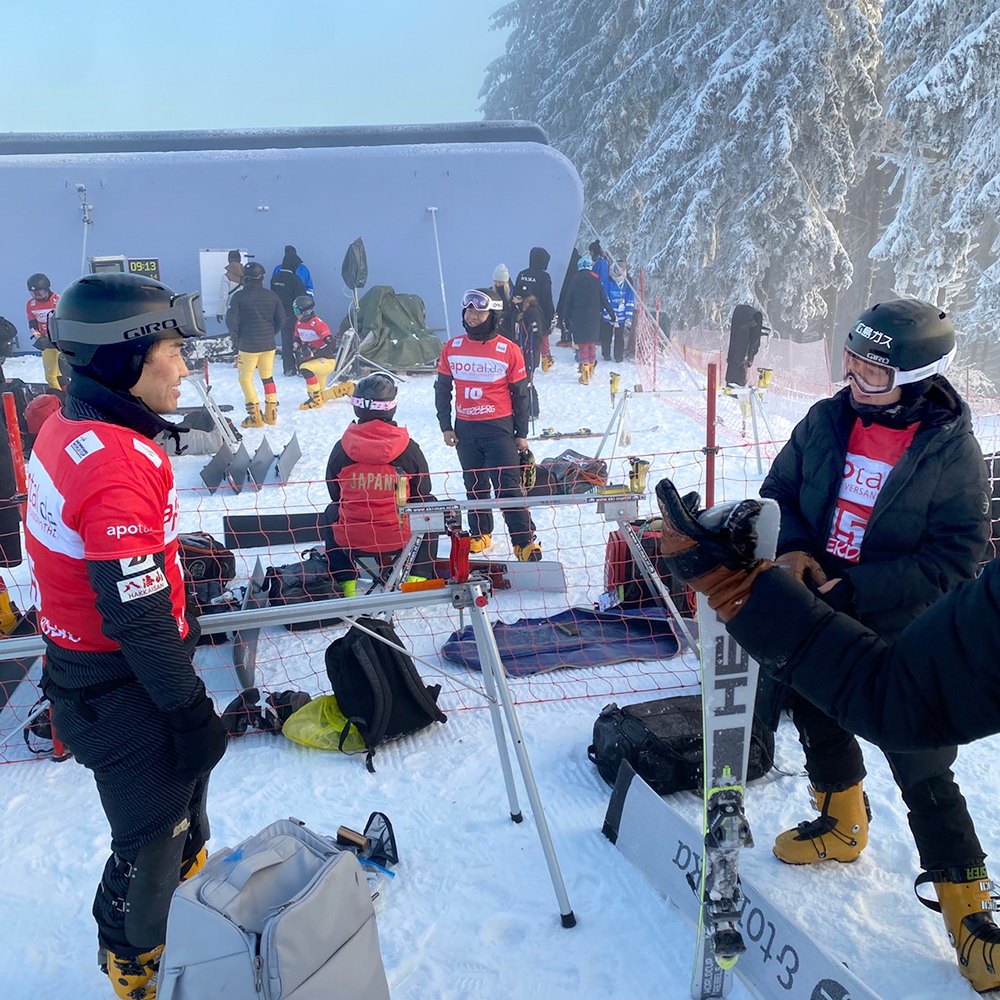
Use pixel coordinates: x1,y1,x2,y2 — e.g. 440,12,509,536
654,477,774,622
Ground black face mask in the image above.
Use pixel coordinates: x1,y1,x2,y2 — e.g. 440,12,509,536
849,380,930,428
463,310,497,341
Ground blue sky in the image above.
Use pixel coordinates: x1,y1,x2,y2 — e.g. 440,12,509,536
2,0,510,132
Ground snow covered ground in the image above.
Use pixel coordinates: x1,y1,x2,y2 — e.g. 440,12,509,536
0,347,996,1000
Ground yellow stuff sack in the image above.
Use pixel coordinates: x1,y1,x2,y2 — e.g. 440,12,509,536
281,694,366,752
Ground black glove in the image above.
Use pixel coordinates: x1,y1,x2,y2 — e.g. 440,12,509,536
167,685,227,782
820,577,856,614
654,477,762,582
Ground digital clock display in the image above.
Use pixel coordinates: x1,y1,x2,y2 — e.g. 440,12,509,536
128,258,160,280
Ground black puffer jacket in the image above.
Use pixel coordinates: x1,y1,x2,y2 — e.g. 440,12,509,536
226,283,285,353
561,270,615,345
761,378,989,637
514,247,554,329
728,557,1000,751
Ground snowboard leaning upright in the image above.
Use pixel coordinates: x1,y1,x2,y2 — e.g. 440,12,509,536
692,498,779,999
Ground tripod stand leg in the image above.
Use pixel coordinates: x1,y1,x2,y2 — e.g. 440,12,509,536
468,596,577,927
748,389,763,474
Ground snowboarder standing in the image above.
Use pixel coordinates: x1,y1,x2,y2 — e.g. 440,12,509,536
514,247,556,371
227,261,284,427
215,250,243,323
26,272,63,389
605,264,634,363
560,257,617,385
26,273,226,999
435,288,542,560
755,299,999,995
270,246,310,376
323,373,435,593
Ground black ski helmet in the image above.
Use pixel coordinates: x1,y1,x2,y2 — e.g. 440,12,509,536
351,373,398,422
461,287,502,340
844,299,955,393
50,273,204,390
292,295,315,321
243,262,266,282
27,273,51,295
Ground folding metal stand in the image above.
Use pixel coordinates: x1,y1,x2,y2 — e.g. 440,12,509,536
723,382,776,473
0,578,578,926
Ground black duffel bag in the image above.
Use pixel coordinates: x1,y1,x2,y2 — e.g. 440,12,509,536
588,694,774,795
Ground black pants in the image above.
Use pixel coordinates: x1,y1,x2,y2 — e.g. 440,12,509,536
49,681,210,956
599,321,623,363
280,315,297,374
790,689,983,871
454,417,534,547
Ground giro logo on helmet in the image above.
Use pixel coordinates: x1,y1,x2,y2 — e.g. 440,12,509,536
123,318,180,339
852,321,892,348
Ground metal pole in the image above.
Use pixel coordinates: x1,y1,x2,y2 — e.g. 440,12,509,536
748,387,763,474
467,591,577,927
706,363,718,507
76,184,93,277
617,520,698,654
427,207,450,337
594,390,629,463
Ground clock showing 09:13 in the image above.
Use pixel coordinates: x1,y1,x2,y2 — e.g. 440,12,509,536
128,258,160,280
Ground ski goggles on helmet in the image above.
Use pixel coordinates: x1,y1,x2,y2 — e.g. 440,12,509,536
461,289,502,312
50,292,205,347
351,395,396,411
843,343,956,395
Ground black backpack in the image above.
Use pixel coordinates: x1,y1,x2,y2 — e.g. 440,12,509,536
178,532,238,642
588,695,774,795
325,617,447,770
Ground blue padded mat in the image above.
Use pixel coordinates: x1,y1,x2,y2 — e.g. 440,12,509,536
441,607,684,676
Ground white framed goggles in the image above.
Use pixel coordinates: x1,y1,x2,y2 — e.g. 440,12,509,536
50,291,205,346
842,344,956,395
351,395,396,411
461,289,502,312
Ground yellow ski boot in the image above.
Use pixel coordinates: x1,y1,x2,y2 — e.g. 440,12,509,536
931,867,1000,993
541,355,555,372
578,363,594,385
300,389,324,410
773,782,870,864
103,946,163,999
469,534,492,554
323,380,356,401
241,402,264,428
263,400,278,425
514,540,543,562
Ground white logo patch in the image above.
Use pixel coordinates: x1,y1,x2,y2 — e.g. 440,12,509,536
65,431,105,465
496,340,508,353
133,439,163,468
117,568,168,603
119,553,156,577
446,355,507,382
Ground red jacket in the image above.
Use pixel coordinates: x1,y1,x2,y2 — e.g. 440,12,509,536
325,421,430,552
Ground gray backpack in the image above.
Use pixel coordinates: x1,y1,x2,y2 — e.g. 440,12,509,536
158,817,390,1000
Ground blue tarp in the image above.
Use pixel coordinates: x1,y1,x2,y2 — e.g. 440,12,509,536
441,607,683,676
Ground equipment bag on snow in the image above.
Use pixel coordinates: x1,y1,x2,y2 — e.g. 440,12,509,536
604,522,693,613
325,616,447,770
266,549,340,632
588,695,774,795
158,817,390,1000
539,447,607,494
178,532,239,643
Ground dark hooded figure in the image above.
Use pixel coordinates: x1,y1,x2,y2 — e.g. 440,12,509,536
270,248,309,376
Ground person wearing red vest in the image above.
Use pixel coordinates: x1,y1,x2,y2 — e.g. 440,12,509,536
293,294,353,409
26,273,226,999
26,272,63,388
434,288,541,561
753,299,997,994
323,373,434,593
